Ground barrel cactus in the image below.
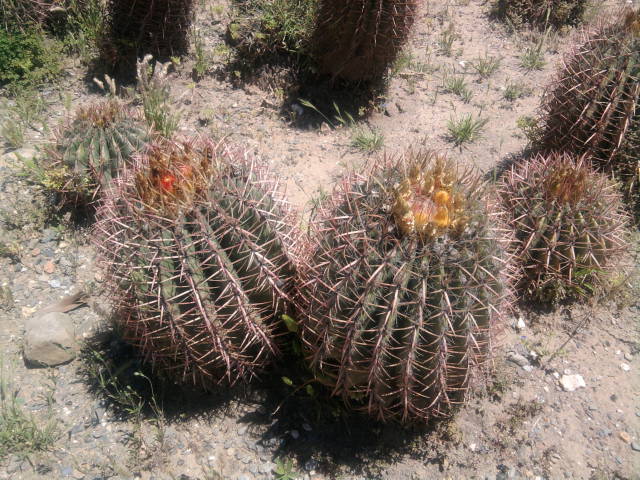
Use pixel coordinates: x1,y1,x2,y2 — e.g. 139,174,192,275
103,0,194,75
45,98,149,207
312,0,418,82
499,153,629,303
491,0,587,30
297,150,511,423
93,137,299,387
539,9,640,203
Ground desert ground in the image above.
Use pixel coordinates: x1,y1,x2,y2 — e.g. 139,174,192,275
0,1,639,479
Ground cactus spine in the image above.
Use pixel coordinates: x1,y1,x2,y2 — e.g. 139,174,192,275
297,150,511,423
94,138,299,387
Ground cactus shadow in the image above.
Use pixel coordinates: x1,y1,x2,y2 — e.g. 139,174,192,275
77,326,240,423
219,52,388,131
244,357,448,477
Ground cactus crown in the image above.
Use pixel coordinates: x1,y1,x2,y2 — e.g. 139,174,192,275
542,161,588,205
75,99,125,128
132,139,216,214
392,157,468,238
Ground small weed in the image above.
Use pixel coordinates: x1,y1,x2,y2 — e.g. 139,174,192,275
471,54,501,80
192,30,211,81
443,73,472,102
520,44,546,70
1,120,25,148
438,22,457,56
447,113,488,146
58,0,104,63
351,127,384,153
229,0,316,59
274,457,299,480
136,56,180,138
503,81,531,101
516,115,542,143
0,359,58,460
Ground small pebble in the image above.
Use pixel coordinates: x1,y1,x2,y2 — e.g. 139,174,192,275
619,431,632,443
620,363,631,372
631,442,640,452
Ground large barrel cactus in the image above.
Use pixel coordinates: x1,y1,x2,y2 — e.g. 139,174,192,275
499,153,629,303
45,98,149,207
297,150,511,423
94,137,299,387
539,9,640,199
312,0,418,82
103,0,194,75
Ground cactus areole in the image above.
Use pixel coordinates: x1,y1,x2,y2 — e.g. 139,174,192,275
298,151,510,424
94,138,299,387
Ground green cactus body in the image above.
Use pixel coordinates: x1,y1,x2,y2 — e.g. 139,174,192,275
298,151,510,423
47,99,149,205
539,10,640,188
94,138,298,387
312,0,418,82
492,0,587,30
499,153,629,303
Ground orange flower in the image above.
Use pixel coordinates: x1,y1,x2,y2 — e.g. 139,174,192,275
159,173,177,192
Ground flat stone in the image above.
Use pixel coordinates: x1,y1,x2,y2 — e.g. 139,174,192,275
23,311,78,367
631,442,640,452
507,352,530,367
559,374,586,392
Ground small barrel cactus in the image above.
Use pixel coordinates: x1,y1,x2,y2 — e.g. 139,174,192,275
499,153,629,303
539,9,640,198
297,150,511,423
94,137,299,387
312,0,418,82
45,98,149,207
491,0,587,30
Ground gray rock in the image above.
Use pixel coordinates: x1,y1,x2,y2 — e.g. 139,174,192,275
23,312,78,367
632,442,640,452
507,352,530,367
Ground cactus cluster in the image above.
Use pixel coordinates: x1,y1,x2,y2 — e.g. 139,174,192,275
103,0,194,75
491,0,587,30
499,153,629,303
312,0,418,82
94,138,299,387
297,151,511,423
45,98,149,207
539,9,640,201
